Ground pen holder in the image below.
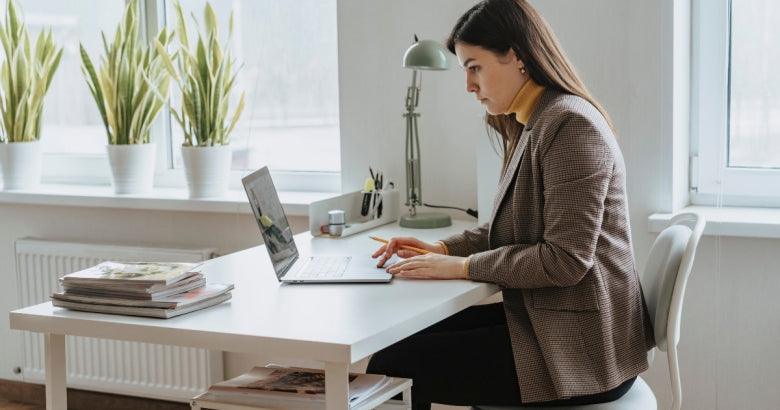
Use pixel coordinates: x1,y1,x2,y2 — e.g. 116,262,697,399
360,187,386,221
309,189,399,238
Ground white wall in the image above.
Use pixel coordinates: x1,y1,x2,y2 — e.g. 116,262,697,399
338,0,486,218
1,0,778,409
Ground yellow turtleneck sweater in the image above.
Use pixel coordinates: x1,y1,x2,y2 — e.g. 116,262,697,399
504,78,545,124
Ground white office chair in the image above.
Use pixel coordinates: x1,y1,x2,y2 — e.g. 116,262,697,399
474,212,705,410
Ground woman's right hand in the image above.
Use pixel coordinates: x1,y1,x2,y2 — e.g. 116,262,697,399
372,236,445,268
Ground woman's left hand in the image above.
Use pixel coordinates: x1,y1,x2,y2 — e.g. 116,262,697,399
386,253,469,280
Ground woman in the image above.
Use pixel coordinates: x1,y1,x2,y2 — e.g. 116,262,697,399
367,0,655,408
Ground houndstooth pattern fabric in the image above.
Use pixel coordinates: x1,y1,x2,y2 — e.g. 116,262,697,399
441,90,655,403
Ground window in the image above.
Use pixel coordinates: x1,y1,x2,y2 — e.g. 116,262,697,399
692,0,780,206
163,0,341,177
6,1,125,184
18,1,125,156
18,0,340,191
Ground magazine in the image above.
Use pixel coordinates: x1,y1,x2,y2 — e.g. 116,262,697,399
52,283,233,309
62,274,205,299
51,291,232,319
205,366,391,408
60,261,202,287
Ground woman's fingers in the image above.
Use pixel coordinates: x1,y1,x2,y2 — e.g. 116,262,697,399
387,258,426,274
396,249,419,258
374,237,430,267
371,244,387,258
383,237,399,260
394,267,431,279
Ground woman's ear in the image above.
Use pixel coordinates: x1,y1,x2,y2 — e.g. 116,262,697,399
504,49,525,70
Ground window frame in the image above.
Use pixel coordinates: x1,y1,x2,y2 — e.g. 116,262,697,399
39,0,341,193
691,0,780,207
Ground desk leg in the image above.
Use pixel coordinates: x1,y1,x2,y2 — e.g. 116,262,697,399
44,333,67,410
325,361,350,410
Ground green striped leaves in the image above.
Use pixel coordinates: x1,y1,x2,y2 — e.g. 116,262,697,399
0,0,63,143
80,0,172,145
163,0,244,147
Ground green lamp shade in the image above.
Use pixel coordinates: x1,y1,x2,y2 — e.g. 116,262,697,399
403,40,450,70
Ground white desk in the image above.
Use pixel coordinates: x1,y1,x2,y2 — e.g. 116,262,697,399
9,221,499,410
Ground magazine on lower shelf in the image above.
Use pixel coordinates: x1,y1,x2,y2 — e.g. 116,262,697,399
203,366,392,408
51,285,233,318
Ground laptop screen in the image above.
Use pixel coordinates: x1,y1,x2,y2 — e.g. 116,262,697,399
242,167,298,279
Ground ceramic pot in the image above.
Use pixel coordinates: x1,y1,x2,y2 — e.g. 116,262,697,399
0,140,42,190
181,145,232,198
106,143,156,194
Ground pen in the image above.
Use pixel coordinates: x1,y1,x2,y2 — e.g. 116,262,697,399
369,236,431,254
376,172,383,218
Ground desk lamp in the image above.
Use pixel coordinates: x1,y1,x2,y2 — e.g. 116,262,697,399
400,36,452,228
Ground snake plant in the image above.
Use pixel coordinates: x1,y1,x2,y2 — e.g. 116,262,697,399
0,0,63,144
80,0,172,145
157,0,245,147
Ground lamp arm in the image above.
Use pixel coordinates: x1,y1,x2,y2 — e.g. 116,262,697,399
403,69,422,215
413,110,422,206
405,70,420,111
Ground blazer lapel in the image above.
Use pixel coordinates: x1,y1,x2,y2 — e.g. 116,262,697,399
489,130,530,224
486,89,557,245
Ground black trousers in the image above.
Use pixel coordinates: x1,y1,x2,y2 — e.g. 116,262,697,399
366,303,635,410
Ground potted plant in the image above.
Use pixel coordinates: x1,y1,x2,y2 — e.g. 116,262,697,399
0,0,62,190
158,1,245,198
80,0,172,194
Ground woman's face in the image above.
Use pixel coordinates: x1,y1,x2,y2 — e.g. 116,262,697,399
454,43,528,115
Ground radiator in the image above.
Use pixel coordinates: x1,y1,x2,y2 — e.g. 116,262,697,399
14,238,223,402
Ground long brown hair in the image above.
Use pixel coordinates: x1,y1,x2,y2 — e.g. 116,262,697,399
446,0,615,175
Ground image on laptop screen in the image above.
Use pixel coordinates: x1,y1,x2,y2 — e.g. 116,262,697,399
242,167,297,279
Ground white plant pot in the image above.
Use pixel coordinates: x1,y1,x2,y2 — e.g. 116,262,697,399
106,143,156,195
182,145,232,198
0,140,42,190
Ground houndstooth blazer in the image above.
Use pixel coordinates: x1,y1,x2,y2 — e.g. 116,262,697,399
440,89,655,403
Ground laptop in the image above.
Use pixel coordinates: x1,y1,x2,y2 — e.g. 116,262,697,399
242,167,394,284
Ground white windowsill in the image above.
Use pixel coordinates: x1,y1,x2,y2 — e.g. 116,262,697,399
0,184,338,216
649,205,780,239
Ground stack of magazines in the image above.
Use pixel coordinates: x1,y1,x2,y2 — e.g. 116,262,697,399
192,366,394,409
51,261,233,319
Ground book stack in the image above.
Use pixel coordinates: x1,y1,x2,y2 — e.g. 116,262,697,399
51,261,233,319
192,366,408,410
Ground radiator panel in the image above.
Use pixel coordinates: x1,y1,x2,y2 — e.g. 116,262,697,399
15,238,222,402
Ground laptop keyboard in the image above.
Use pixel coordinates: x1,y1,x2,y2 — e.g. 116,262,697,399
294,256,351,279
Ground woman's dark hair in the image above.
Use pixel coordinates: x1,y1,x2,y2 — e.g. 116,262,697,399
446,0,615,175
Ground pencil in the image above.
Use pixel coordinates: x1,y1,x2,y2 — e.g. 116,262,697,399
369,236,431,254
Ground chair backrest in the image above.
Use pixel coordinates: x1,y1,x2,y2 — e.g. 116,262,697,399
639,212,705,410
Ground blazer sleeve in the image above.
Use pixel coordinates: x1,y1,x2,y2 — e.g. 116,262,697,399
438,222,490,257
467,112,614,288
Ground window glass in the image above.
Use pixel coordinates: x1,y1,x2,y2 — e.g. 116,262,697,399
10,1,126,155
729,0,780,168
167,0,340,173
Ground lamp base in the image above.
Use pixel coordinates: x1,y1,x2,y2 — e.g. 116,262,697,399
399,212,452,229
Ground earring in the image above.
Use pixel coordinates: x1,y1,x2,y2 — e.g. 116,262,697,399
520,67,526,75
